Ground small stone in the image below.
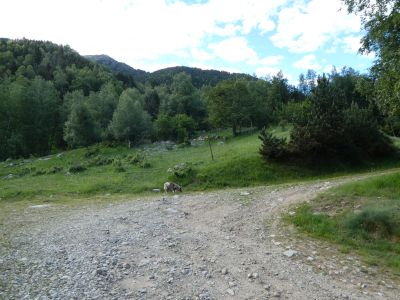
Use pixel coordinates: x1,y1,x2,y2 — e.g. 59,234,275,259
361,283,368,289
283,250,298,257
228,281,236,287
264,284,271,291
152,188,161,192
226,288,235,296
307,256,315,261
240,191,250,196
96,269,107,276
167,277,173,284
123,263,131,269
221,268,228,275
273,291,282,298
138,288,147,294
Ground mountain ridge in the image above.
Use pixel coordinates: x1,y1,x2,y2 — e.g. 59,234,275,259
85,54,255,88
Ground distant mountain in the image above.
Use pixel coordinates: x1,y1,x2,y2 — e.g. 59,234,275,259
148,66,255,88
86,55,255,88
85,54,149,83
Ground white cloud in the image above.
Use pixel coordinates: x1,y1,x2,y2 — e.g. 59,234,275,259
271,0,361,53
342,35,362,53
293,54,322,70
209,37,258,63
0,0,287,63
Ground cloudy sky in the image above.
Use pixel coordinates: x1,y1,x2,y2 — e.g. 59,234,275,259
0,0,373,83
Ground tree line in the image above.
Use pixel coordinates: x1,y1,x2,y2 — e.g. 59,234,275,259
1,27,399,163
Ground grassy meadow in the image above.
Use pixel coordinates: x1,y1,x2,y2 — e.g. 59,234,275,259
1,127,400,205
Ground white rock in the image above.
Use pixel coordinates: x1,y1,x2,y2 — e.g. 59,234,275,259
226,288,235,296
240,191,250,196
283,250,298,257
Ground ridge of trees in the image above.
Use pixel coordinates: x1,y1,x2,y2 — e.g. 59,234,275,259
0,37,396,165
86,54,256,88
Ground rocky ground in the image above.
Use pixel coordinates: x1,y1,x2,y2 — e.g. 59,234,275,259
1,176,399,299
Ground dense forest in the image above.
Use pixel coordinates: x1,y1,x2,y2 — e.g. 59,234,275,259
1,0,399,167
86,54,255,88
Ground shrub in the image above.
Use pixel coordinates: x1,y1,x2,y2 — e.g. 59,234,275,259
126,153,144,165
89,155,113,166
68,163,87,173
84,146,100,158
259,129,287,160
345,207,400,240
167,162,196,186
47,166,63,174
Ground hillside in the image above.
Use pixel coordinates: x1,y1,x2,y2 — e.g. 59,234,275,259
86,54,256,88
147,66,255,88
85,54,149,83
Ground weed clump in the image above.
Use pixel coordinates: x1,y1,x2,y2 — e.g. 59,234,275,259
345,207,400,240
68,163,87,173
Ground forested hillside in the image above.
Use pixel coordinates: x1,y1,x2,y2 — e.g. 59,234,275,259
86,54,255,88
85,54,149,84
0,36,397,164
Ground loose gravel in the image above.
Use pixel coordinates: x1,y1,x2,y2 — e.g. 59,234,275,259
1,176,399,299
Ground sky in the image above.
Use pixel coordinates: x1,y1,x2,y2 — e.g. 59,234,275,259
0,0,374,84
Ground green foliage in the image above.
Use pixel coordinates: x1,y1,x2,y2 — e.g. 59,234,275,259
68,163,87,173
207,80,253,136
288,75,394,161
109,88,152,146
342,0,400,118
346,207,400,240
258,129,287,160
0,76,59,159
64,102,100,148
155,113,196,143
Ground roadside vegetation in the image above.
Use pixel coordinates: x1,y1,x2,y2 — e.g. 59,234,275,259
287,172,400,272
1,126,400,204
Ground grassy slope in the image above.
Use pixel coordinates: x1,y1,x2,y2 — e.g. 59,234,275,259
288,173,400,272
1,127,400,204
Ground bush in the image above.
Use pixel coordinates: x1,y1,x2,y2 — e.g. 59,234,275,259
259,129,287,160
89,155,113,166
68,163,87,173
126,153,144,165
84,146,100,158
167,162,196,186
345,207,400,240
47,166,63,174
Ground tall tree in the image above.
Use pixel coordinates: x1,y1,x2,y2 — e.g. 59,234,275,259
207,80,252,136
64,102,100,148
342,0,400,116
109,88,152,147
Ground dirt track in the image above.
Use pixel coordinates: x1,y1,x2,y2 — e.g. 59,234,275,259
1,176,399,299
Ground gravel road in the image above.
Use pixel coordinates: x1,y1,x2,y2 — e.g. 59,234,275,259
1,177,399,299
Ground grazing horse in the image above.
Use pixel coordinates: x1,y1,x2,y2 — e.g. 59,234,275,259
163,182,182,193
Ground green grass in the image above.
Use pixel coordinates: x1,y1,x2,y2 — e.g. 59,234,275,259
287,172,400,272
1,126,400,205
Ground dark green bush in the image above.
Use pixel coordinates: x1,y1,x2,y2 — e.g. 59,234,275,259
345,207,400,240
47,166,63,174
68,163,87,173
259,129,287,160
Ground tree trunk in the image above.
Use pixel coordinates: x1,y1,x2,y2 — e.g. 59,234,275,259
232,122,237,136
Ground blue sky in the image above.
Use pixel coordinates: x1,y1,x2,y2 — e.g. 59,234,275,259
0,0,374,84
